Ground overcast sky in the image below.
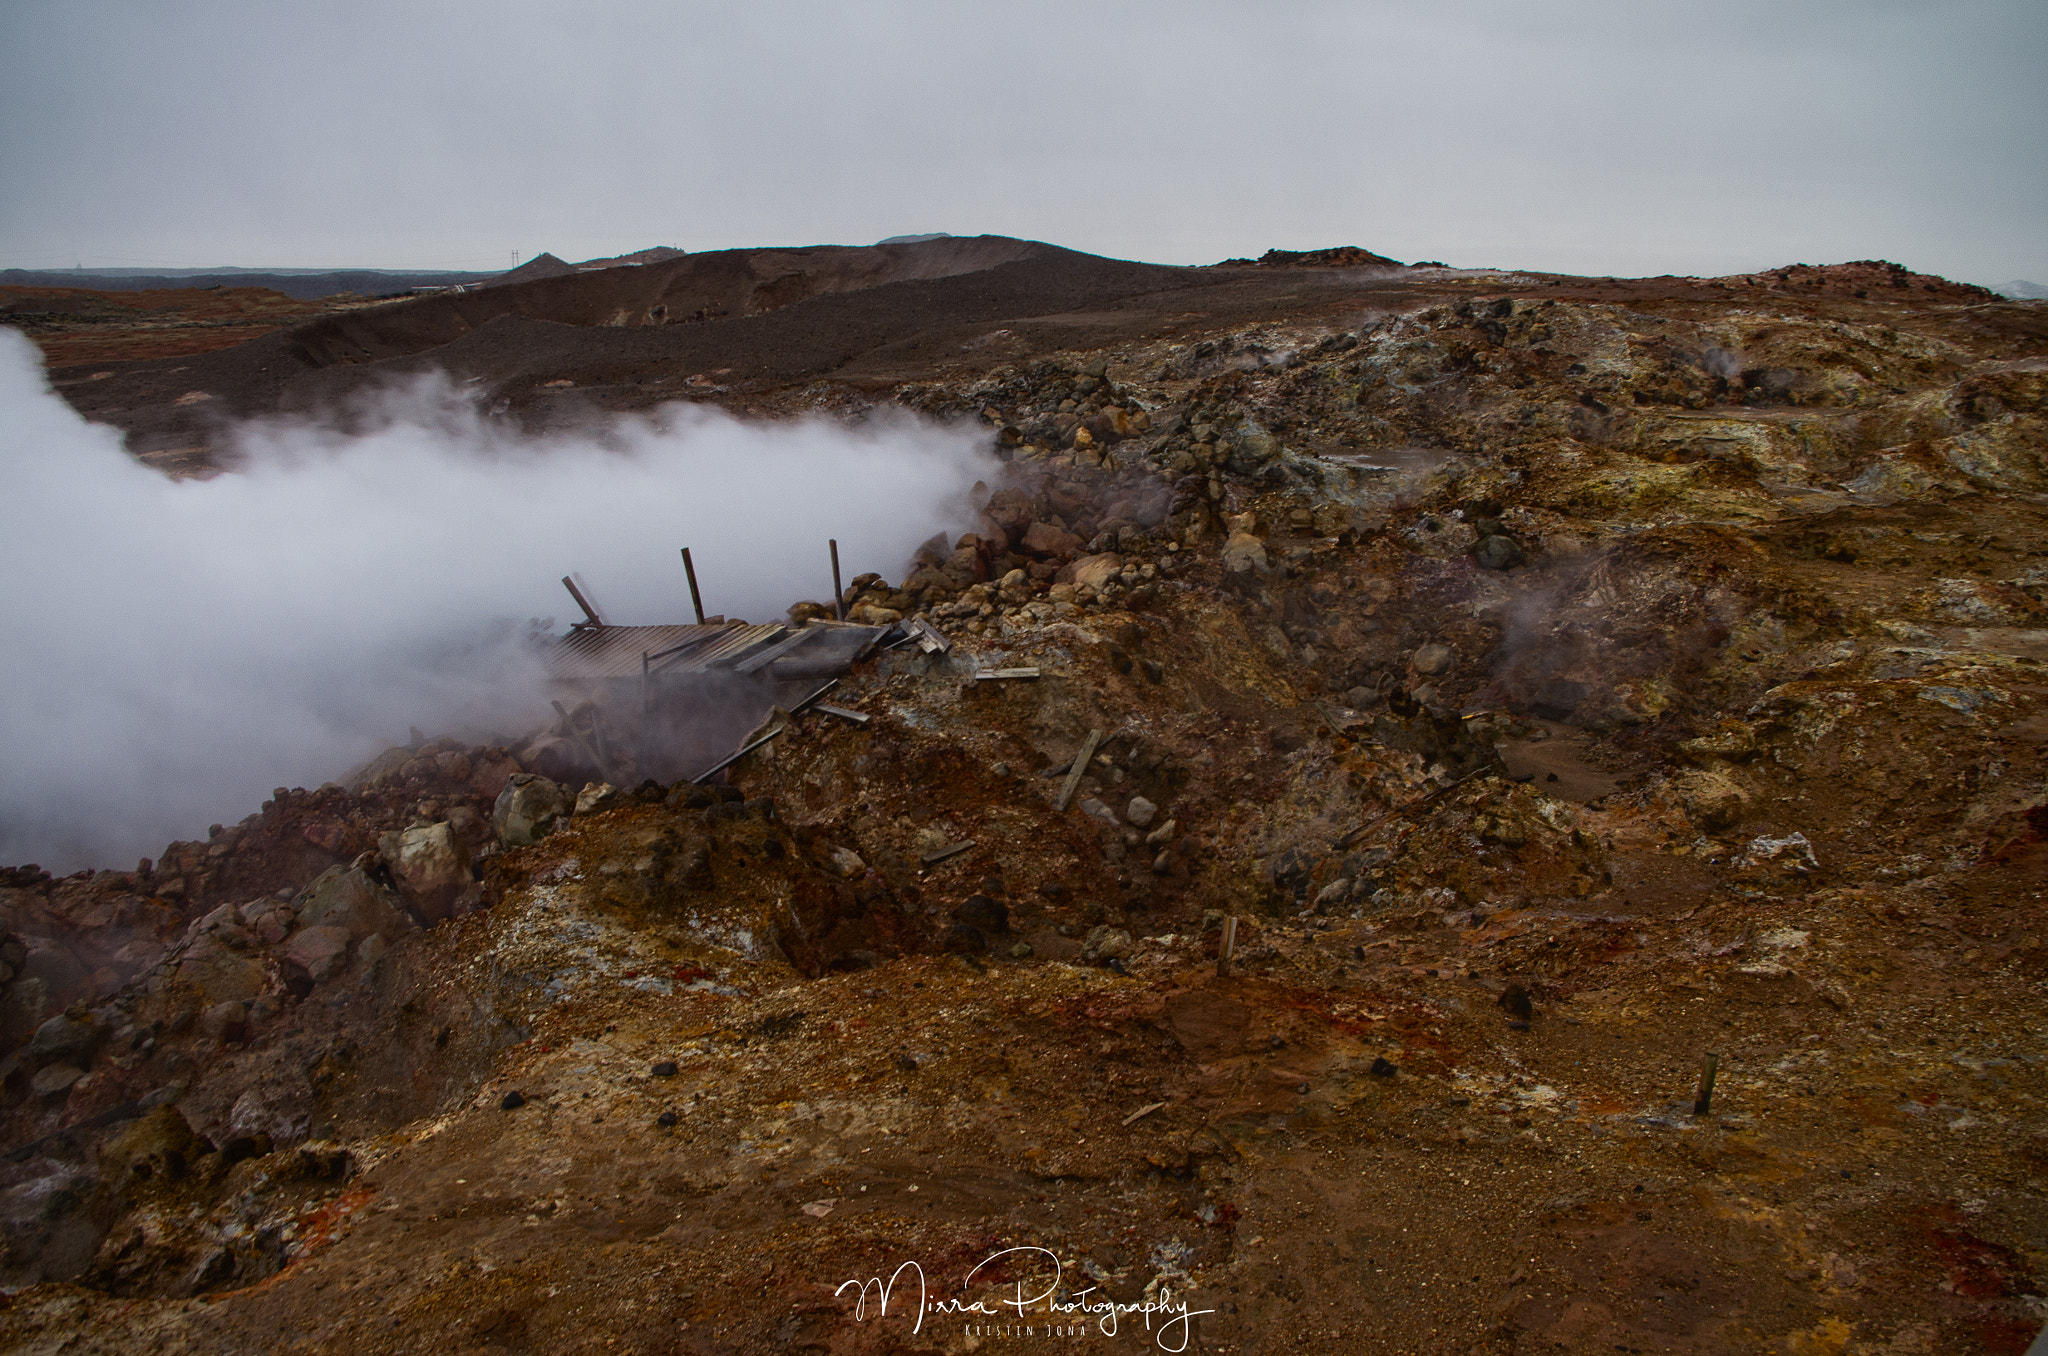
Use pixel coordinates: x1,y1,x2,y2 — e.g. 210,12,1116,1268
1,1,2042,284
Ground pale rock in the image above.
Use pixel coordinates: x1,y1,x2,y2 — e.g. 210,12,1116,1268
1673,770,1752,831
1125,796,1159,828
827,847,868,879
575,783,617,816
1411,643,1454,676
1081,926,1135,963
1222,531,1269,576
1057,553,1124,591
379,822,473,924
493,774,573,847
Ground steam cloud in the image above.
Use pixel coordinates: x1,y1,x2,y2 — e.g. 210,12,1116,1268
0,330,996,872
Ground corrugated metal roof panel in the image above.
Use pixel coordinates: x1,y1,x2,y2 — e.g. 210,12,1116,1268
546,622,782,681
546,620,889,683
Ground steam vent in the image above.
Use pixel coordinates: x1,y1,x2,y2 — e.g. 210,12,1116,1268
4,237,2047,1353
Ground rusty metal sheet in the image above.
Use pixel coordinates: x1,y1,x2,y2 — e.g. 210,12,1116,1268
546,622,785,681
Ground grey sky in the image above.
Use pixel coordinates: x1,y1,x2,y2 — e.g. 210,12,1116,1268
2,0,2042,284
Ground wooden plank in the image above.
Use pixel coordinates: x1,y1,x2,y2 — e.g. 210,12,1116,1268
813,704,870,725
1055,728,1104,812
919,841,974,866
974,667,1040,681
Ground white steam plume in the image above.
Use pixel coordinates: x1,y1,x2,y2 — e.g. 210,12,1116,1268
0,330,995,872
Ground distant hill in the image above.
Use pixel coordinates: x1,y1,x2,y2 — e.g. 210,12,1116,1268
0,267,496,300
481,253,577,288
1997,279,2048,300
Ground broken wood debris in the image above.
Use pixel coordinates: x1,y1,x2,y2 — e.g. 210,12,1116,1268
1335,762,1497,849
812,704,870,725
1055,728,1105,812
974,667,1040,681
1216,915,1239,979
1121,1101,1170,1127
906,616,951,654
919,841,974,866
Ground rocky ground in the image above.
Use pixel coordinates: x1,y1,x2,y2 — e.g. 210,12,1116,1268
1,247,2045,1354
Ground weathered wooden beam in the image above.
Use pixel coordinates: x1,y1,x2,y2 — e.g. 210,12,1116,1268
680,547,705,625
561,575,605,629
1055,728,1104,812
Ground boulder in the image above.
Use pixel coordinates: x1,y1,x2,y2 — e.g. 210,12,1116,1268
1021,521,1086,558
1411,643,1454,676
285,926,352,983
1221,530,1270,576
493,774,573,847
1673,770,1752,831
170,935,268,1009
31,1064,84,1099
1056,553,1123,590
29,1012,97,1069
379,822,473,923
199,1000,247,1044
1474,533,1527,570
520,735,592,786
467,751,522,801
982,487,1037,542
296,866,411,941
1081,926,1135,964
1125,796,1159,828
99,1104,208,1190
574,783,617,816
827,847,868,879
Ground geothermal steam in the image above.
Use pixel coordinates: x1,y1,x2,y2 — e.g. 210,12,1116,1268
0,330,996,871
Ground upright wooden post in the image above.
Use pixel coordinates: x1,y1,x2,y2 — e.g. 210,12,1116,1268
680,548,705,625
1693,1053,1721,1116
1217,916,1239,978
829,538,845,621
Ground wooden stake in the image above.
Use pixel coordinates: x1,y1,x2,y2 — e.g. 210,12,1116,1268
1217,916,1239,979
680,548,705,625
830,538,845,622
1693,1052,1720,1116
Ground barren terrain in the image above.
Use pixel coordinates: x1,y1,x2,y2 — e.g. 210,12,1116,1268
2,238,2045,1355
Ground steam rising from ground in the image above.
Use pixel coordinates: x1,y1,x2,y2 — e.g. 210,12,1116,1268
0,331,995,871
